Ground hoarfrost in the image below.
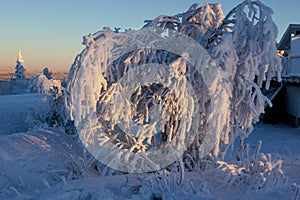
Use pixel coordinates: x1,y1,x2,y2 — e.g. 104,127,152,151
66,0,284,192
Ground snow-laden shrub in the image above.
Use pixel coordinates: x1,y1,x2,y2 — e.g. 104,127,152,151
29,73,62,95
199,141,286,193
137,172,210,200
39,150,100,184
291,183,300,200
134,161,210,199
27,73,65,128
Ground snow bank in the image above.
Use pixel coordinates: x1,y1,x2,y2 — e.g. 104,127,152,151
0,94,46,135
0,128,97,199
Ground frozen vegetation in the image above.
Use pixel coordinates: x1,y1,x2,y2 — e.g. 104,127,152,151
0,0,299,199
14,51,26,80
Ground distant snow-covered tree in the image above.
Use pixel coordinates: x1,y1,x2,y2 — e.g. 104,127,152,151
14,50,26,79
43,67,52,80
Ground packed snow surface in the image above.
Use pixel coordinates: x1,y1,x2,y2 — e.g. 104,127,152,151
0,94,298,199
0,94,46,135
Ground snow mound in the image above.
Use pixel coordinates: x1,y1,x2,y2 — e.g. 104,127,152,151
0,128,97,199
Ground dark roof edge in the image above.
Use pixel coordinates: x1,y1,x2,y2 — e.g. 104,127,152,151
278,24,300,50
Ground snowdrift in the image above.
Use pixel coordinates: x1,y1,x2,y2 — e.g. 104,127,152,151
0,128,98,198
0,94,46,135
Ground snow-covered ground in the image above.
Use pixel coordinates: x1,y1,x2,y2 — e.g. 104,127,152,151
0,94,46,135
0,94,299,199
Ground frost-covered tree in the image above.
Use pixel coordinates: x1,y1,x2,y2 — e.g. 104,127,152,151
27,73,65,128
14,50,26,79
66,0,284,192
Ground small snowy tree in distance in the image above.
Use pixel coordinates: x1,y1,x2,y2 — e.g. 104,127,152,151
14,50,26,79
43,67,52,80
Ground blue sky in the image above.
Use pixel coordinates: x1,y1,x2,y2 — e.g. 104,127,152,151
0,0,299,70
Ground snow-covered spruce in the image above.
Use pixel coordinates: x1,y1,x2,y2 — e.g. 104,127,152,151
14,50,26,80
